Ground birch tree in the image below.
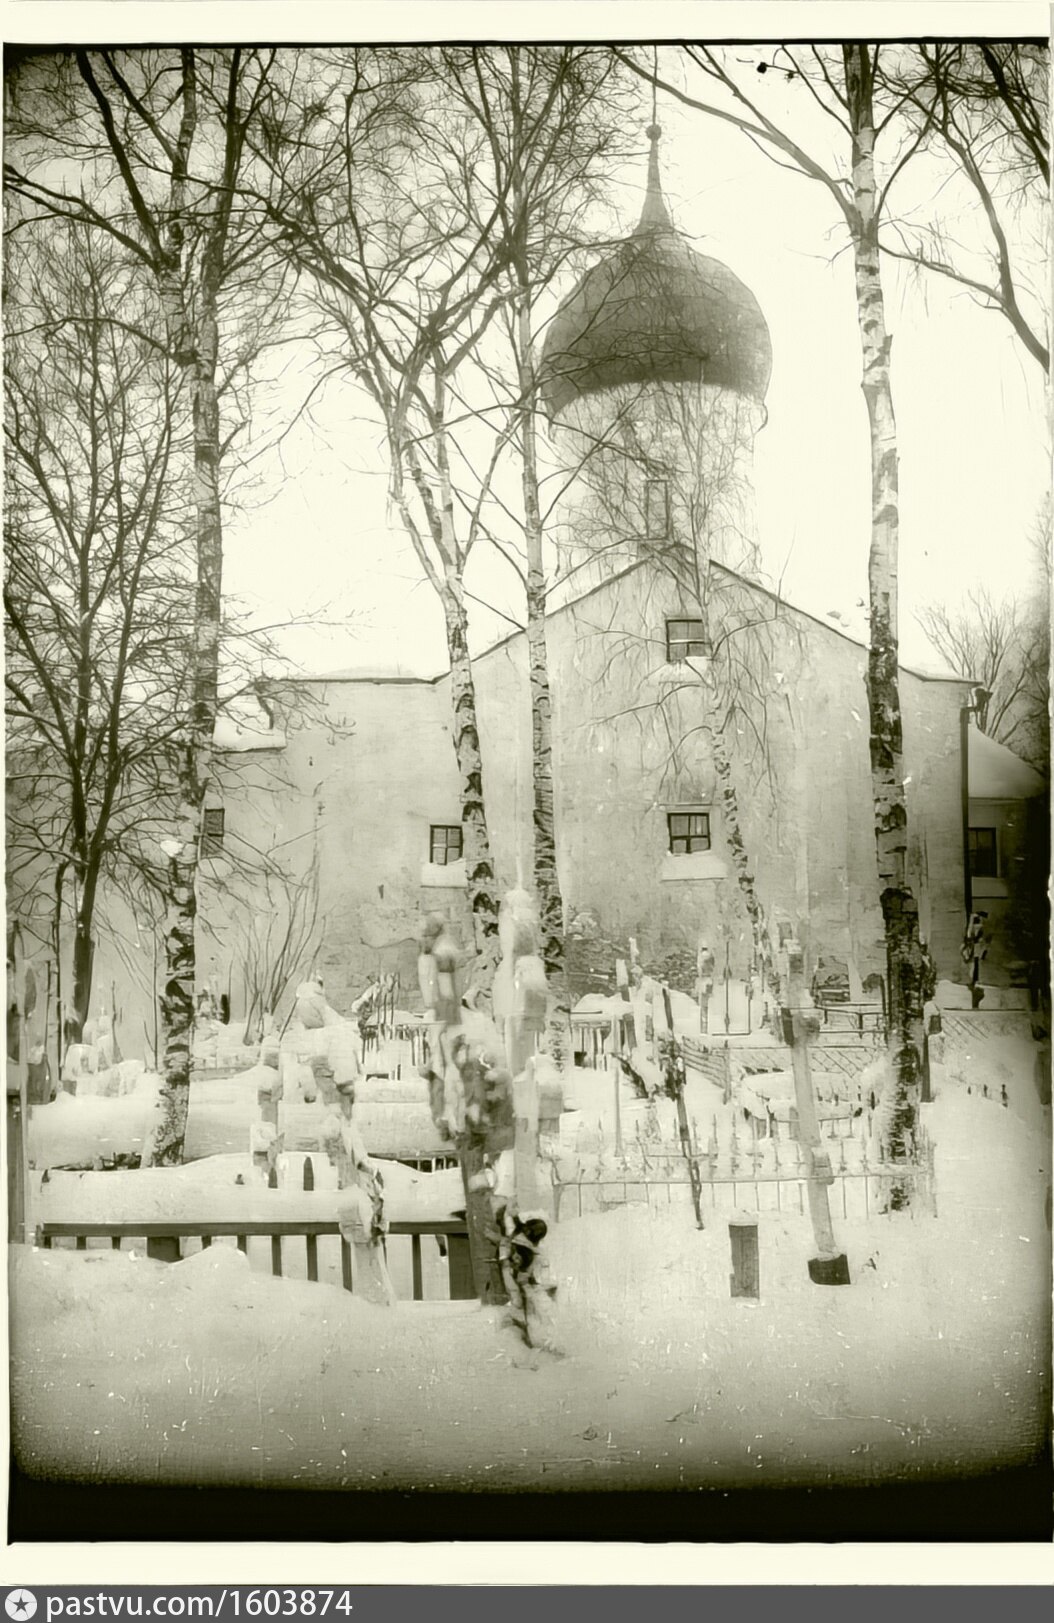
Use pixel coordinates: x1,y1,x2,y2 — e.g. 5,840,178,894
6,48,293,1158
560,378,791,1004
439,45,637,1024
253,49,522,991
617,43,966,1176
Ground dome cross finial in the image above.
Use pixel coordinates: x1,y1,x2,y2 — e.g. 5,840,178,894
635,120,674,236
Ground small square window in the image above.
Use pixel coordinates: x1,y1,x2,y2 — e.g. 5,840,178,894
666,617,708,663
645,478,670,539
668,810,711,855
968,826,998,878
430,824,463,865
201,807,225,857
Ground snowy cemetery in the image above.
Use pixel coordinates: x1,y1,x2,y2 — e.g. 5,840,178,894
3,38,1052,1544
6,896,1051,1518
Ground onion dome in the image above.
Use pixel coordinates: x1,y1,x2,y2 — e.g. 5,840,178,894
539,125,771,417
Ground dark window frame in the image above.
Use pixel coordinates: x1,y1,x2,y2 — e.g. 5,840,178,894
968,826,999,879
201,806,225,857
429,824,463,866
644,477,670,540
665,617,709,663
667,810,711,855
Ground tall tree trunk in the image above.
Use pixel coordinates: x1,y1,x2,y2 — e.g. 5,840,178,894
155,794,198,1159
439,582,501,992
69,865,100,1041
153,295,223,1164
515,295,569,1055
706,717,781,1006
845,46,933,1188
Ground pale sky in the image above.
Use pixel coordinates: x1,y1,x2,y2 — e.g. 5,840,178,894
13,4,1044,682
212,28,1049,682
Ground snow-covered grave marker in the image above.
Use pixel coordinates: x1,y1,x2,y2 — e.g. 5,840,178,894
783,939,850,1286
321,1082,396,1306
417,916,509,1303
253,1063,283,1185
495,887,549,1216
60,1042,97,1092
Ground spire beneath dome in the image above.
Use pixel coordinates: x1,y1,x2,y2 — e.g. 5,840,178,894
634,122,674,236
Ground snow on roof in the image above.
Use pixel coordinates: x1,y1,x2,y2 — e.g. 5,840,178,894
310,665,437,682
285,559,971,688
969,726,1047,800
213,696,286,752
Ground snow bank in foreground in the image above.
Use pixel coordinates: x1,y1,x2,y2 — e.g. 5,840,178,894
13,1037,1049,1496
13,1034,1049,1497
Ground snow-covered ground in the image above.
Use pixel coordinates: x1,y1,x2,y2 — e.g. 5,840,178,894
10,1033,1050,1504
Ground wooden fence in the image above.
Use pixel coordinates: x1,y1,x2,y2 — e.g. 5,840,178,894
35,1216,474,1301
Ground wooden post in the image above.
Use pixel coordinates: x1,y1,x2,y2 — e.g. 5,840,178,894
662,986,704,1230
333,1081,396,1304
728,1211,760,1299
446,1232,476,1299
6,928,29,1245
785,942,850,1286
6,1079,26,1246
146,1236,180,1263
257,1072,283,1185
615,959,636,1052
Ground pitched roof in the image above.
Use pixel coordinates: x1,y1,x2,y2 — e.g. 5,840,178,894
968,726,1047,799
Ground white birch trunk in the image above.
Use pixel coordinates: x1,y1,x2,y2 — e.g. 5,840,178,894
844,46,933,1187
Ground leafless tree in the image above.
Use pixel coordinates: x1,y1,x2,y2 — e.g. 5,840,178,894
879,43,1048,370
437,48,637,1001
6,47,300,1159
214,843,323,1044
4,223,191,1050
250,47,532,993
918,587,1034,744
559,376,794,1003
919,490,1049,776
617,42,960,1185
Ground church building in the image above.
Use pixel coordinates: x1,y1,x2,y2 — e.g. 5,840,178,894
197,131,974,1019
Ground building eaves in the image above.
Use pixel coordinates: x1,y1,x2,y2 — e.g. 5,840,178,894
282,555,971,690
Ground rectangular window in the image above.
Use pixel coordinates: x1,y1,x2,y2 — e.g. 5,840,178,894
430,824,463,865
665,617,708,663
968,826,998,878
201,807,225,857
668,811,711,855
644,478,670,539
